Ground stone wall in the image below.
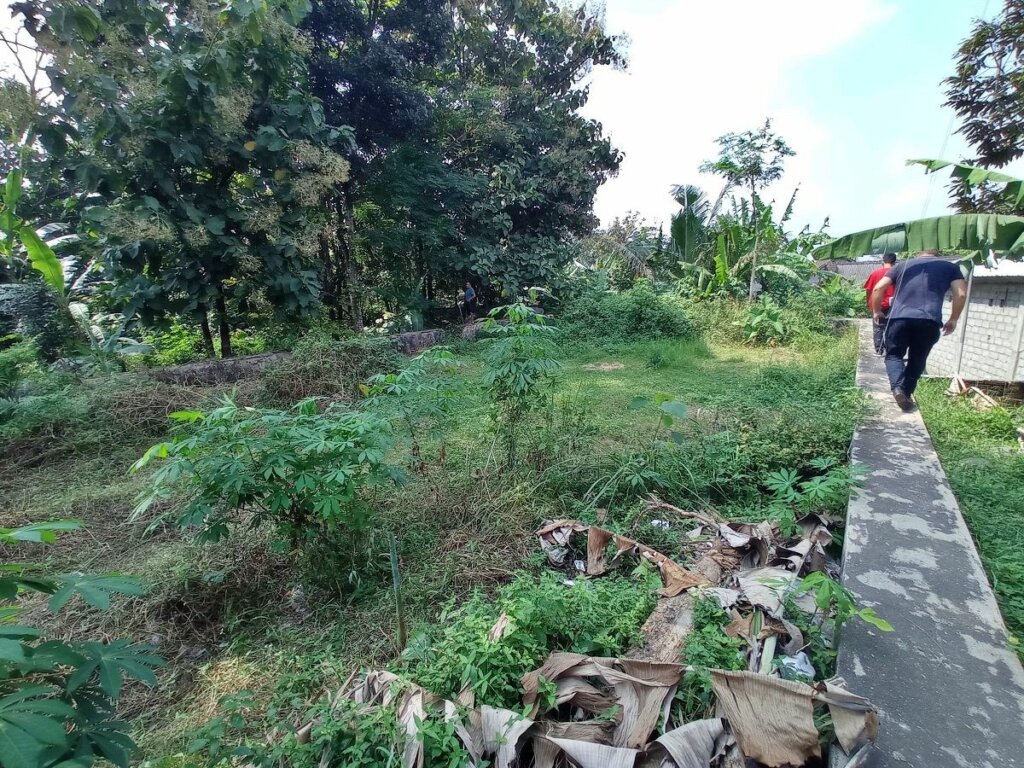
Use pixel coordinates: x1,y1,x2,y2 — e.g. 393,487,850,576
927,278,1024,381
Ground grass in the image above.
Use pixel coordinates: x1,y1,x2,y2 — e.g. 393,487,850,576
916,381,1024,655
0,324,861,760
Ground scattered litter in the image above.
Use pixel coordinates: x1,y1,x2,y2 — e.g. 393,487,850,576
537,520,710,596
703,587,741,609
305,500,879,768
778,652,816,680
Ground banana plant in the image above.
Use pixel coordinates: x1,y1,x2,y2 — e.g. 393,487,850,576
0,166,66,299
814,160,1024,260
908,158,1024,207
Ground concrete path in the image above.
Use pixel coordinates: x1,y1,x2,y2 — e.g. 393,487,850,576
834,321,1024,768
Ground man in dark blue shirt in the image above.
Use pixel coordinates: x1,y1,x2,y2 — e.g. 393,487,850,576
870,251,967,411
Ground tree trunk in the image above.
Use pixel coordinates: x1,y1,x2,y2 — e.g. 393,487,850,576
748,183,759,301
199,310,216,358
342,191,364,330
216,292,233,358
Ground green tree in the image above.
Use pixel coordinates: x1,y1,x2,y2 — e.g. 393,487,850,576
302,0,453,327
699,118,795,298
946,0,1024,170
22,0,353,357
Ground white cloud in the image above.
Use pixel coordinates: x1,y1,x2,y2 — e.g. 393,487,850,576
582,0,897,231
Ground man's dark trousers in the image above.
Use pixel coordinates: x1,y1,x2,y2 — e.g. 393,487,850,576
884,318,941,396
872,309,890,354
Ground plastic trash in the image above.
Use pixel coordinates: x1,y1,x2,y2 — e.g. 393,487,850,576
778,652,816,680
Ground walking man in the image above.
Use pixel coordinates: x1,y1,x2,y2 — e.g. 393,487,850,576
864,253,896,354
870,250,967,411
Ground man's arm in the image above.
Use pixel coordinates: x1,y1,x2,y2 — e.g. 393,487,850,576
943,278,968,335
870,275,893,319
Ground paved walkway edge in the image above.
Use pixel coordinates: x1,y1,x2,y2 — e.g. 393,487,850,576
831,321,1024,768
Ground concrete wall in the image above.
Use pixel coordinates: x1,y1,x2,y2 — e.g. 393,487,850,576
927,278,1024,381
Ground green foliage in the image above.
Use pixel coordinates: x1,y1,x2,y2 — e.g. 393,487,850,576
143,323,206,367
813,214,1024,260
365,347,461,472
259,329,400,406
0,521,163,768
481,304,561,466
764,457,860,514
795,571,894,633
0,164,65,298
916,382,1024,655
676,598,746,721
132,399,394,563
401,571,659,708
0,340,37,398
560,283,693,342
36,0,352,349
737,296,794,345
699,118,795,198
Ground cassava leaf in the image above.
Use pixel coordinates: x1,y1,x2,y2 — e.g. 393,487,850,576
49,574,146,613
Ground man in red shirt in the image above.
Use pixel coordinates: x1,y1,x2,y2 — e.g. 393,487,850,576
864,253,896,354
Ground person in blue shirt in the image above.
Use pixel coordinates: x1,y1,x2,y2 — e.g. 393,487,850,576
464,281,478,317
869,251,967,412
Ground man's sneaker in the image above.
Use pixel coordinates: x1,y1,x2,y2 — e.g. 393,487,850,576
892,387,912,411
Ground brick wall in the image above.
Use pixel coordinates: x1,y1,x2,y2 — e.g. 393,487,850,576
927,278,1024,381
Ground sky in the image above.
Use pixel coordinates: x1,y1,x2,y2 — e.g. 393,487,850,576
582,0,1024,238
1,1,1019,242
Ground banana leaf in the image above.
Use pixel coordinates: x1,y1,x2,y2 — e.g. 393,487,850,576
812,214,1024,260
908,159,1024,207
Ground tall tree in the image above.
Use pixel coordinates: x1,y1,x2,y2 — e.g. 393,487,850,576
434,0,623,298
699,118,794,298
20,0,351,356
305,0,623,319
945,0,1024,213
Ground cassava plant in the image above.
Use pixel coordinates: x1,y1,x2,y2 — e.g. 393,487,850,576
480,303,561,467
0,521,163,768
132,398,394,558
364,347,461,485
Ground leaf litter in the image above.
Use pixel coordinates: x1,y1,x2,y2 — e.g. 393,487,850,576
299,498,878,768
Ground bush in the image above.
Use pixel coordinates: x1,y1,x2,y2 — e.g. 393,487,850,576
258,328,400,406
0,338,40,397
400,570,659,708
143,322,206,367
559,282,693,342
481,304,561,466
133,399,394,586
683,295,746,344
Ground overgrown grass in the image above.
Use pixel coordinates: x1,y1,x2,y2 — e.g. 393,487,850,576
1,322,861,760
916,381,1024,655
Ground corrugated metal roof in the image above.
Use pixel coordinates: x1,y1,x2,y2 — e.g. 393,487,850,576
972,261,1024,279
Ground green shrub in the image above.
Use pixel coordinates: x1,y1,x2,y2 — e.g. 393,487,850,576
143,322,206,367
737,297,795,345
133,399,394,582
401,570,659,708
676,598,746,720
683,295,746,344
258,328,400,406
0,339,40,397
481,304,561,466
0,520,163,768
560,282,693,342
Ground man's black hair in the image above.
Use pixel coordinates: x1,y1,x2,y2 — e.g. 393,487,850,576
883,252,897,265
